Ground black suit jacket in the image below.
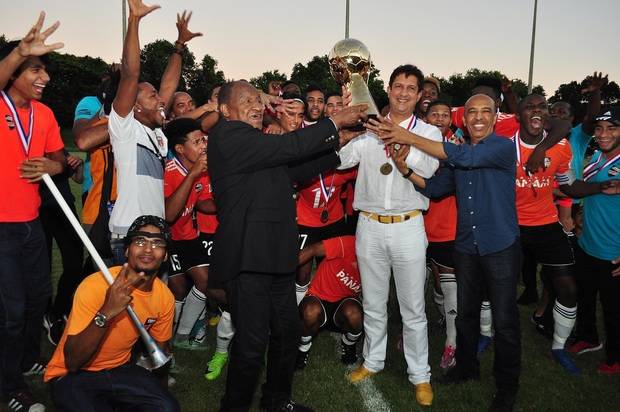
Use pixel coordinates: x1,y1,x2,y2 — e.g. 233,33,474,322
207,118,341,287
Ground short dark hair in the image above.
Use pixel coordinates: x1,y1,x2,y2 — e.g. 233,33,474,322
305,84,324,97
0,40,51,90
388,64,424,89
164,118,202,155
281,92,306,110
517,93,547,114
473,77,502,100
208,83,224,101
426,99,452,113
325,91,342,102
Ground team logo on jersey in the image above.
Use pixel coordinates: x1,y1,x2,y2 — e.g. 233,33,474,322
544,157,551,168
5,114,15,130
144,317,157,331
194,183,203,192
609,166,620,177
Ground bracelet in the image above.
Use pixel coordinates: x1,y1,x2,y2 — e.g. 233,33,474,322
174,40,186,49
402,168,414,179
171,48,184,56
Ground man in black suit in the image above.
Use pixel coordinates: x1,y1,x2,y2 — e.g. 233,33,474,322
208,80,366,412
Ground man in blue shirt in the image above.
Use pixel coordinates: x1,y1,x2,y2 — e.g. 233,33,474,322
367,94,520,412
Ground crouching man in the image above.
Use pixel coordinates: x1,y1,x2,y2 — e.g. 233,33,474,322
44,215,179,412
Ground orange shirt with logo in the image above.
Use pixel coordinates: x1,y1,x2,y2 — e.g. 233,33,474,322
308,236,360,303
44,266,174,381
296,169,357,227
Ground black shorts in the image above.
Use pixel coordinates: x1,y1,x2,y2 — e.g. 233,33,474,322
169,237,209,276
519,222,575,266
306,296,362,332
198,232,215,263
427,241,455,269
298,218,347,250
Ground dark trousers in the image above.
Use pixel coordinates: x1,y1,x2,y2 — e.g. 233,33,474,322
0,219,51,395
50,363,179,412
574,244,620,363
221,272,300,412
454,240,521,391
40,204,85,319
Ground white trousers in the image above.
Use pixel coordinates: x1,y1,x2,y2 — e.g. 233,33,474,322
356,213,430,384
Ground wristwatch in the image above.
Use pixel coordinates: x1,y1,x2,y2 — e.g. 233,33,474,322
94,311,108,328
402,168,414,179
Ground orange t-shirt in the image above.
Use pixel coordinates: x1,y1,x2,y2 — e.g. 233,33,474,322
44,266,174,381
164,158,210,241
0,98,64,222
424,194,457,243
296,169,357,227
308,236,361,303
514,134,573,226
197,172,218,234
452,106,519,139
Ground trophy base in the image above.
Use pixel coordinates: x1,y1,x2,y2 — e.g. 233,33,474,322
347,113,377,132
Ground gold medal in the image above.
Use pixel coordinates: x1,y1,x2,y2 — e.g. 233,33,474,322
380,163,393,175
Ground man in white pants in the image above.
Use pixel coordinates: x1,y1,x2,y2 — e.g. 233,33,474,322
338,64,441,407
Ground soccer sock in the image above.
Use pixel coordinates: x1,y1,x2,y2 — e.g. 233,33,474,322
174,299,185,334
176,286,206,336
440,273,458,347
552,300,577,350
296,283,309,305
480,301,493,338
215,311,235,353
342,331,362,346
299,335,313,352
433,288,445,318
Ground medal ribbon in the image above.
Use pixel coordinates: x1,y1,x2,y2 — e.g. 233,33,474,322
583,151,620,181
318,172,336,205
173,156,189,176
513,130,547,167
1,90,34,156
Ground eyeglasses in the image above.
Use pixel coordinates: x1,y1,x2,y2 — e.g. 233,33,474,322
132,236,167,250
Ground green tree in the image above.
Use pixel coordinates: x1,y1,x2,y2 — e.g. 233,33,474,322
187,54,225,104
250,70,287,93
0,34,7,48
140,39,196,91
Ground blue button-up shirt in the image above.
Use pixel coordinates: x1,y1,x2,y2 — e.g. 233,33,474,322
417,133,519,256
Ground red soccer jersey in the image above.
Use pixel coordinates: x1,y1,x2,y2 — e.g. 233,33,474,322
164,159,209,240
196,172,218,234
452,106,519,138
514,133,573,226
0,99,64,222
296,169,357,227
308,236,361,303
424,195,457,242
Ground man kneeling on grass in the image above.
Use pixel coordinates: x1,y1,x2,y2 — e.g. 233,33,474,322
44,215,179,412
295,235,363,369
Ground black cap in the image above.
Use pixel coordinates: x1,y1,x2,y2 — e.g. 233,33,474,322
124,215,171,249
595,107,620,126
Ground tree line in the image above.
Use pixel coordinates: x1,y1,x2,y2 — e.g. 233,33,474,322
1,34,618,128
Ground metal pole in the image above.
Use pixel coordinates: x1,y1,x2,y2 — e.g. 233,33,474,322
345,0,350,38
527,0,538,93
122,0,127,43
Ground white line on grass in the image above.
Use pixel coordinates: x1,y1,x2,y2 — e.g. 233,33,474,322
330,333,391,412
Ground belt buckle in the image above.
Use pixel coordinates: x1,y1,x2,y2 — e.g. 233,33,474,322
378,215,389,224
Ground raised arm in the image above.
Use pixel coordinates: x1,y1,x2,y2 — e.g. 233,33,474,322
0,12,63,90
581,72,607,135
159,11,202,112
112,0,160,117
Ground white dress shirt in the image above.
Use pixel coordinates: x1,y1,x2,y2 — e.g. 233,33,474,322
338,114,442,214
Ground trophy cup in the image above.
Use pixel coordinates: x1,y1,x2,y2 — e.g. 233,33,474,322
328,38,380,128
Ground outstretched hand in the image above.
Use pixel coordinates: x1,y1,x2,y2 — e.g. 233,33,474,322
17,12,64,58
581,71,608,94
176,10,202,44
365,116,415,145
127,0,160,19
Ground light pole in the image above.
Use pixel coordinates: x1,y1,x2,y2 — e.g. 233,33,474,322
527,0,538,93
345,0,350,39
122,0,127,43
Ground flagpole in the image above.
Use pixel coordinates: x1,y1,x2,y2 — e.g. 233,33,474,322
527,0,538,93
345,0,350,39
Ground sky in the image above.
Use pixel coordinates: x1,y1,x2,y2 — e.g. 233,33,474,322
3,0,619,96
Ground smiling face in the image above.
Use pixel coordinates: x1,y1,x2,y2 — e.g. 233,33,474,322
463,94,497,142
125,224,168,277
517,94,548,138
9,57,50,104
388,73,422,118
170,92,195,119
277,101,305,132
324,95,344,117
220,82,264,129
136,82,165,127
594,120,620,154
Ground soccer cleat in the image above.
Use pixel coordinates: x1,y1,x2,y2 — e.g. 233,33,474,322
440,345,456,369
530,312,553,340
173,334,208,351
295,350,310,370
477,335,492,355
347,365,376,383
567,340,603,355
22,360,46,376
7,390,45,412
42,314,65,346
551,349,581,376
204,351,228,381
192,323,207,345
340,342,357,365
597,362,620,375
414,382,433,407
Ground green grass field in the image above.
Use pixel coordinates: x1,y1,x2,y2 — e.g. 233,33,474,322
17,152,620,412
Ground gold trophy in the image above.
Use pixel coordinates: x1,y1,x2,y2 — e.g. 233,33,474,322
328,38,380,119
